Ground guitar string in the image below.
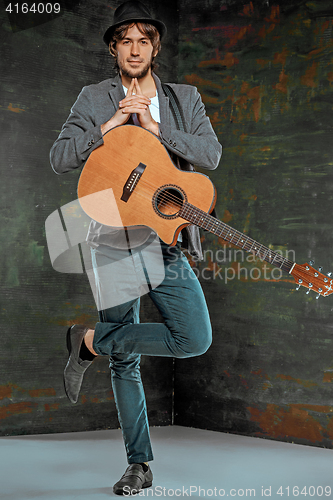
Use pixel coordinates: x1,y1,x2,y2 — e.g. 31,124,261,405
89,176,310,275
109,174,294,268
111,178,295,271
123,180,291,263
84,163,295,271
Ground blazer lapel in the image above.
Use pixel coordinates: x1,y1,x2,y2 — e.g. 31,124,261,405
108,74,126,110
153,73,170,129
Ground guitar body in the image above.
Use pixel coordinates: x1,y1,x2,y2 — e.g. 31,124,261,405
78,125,216,245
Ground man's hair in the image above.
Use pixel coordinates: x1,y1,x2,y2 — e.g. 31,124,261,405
109,22,161,72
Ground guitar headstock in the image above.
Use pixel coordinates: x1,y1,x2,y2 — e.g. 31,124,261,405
290,262,333,298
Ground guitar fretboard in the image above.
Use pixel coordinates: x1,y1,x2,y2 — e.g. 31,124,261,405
180,202,294,274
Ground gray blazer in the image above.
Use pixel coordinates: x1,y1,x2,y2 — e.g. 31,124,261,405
50,73,222,258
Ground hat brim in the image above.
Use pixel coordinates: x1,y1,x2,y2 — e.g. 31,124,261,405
103,18,167,46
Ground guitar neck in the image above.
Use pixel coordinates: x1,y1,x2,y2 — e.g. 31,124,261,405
180,202,295,274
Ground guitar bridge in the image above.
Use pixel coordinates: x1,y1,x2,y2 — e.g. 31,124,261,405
121,162,146,202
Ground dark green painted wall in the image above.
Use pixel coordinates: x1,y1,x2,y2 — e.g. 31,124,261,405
1,0,333,449
174,0,333,448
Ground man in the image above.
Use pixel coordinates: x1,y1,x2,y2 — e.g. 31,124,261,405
50,0,222,495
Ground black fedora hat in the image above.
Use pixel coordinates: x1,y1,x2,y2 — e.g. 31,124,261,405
103,1,167,46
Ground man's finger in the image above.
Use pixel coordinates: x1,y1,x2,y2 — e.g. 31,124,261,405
126,78,135,97
119,96,150,108
134,78,143,95
121,104,149,113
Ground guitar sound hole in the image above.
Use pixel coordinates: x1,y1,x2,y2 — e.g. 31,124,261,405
154,187,184,218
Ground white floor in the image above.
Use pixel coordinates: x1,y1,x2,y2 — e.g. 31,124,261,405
0,425,332,499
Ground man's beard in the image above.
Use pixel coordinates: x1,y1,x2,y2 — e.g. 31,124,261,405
118,56,153,79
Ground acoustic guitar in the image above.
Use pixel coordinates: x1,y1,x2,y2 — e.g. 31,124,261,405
78,125,332,298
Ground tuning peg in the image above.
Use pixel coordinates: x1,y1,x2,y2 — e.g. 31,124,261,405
296,284,301,291
316,294,320,299
318,266,323,272
306,289,310,294
327,272,332,277
309,260,315,266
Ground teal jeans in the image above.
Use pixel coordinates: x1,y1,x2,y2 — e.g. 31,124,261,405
91,241,212,464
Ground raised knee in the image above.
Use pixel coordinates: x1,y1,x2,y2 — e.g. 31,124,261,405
174,327,212,358
189,333,212,356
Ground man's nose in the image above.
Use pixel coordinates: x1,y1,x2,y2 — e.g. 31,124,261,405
131,42,140,55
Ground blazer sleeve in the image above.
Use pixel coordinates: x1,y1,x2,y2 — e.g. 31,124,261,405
50,86,105,175
158,85,222,171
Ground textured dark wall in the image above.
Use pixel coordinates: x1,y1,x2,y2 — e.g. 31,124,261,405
174,0,333,448
0,0,177,435
2,0,333,450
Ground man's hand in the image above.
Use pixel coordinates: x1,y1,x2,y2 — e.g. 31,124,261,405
120,79,159,136
101,78,159,136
